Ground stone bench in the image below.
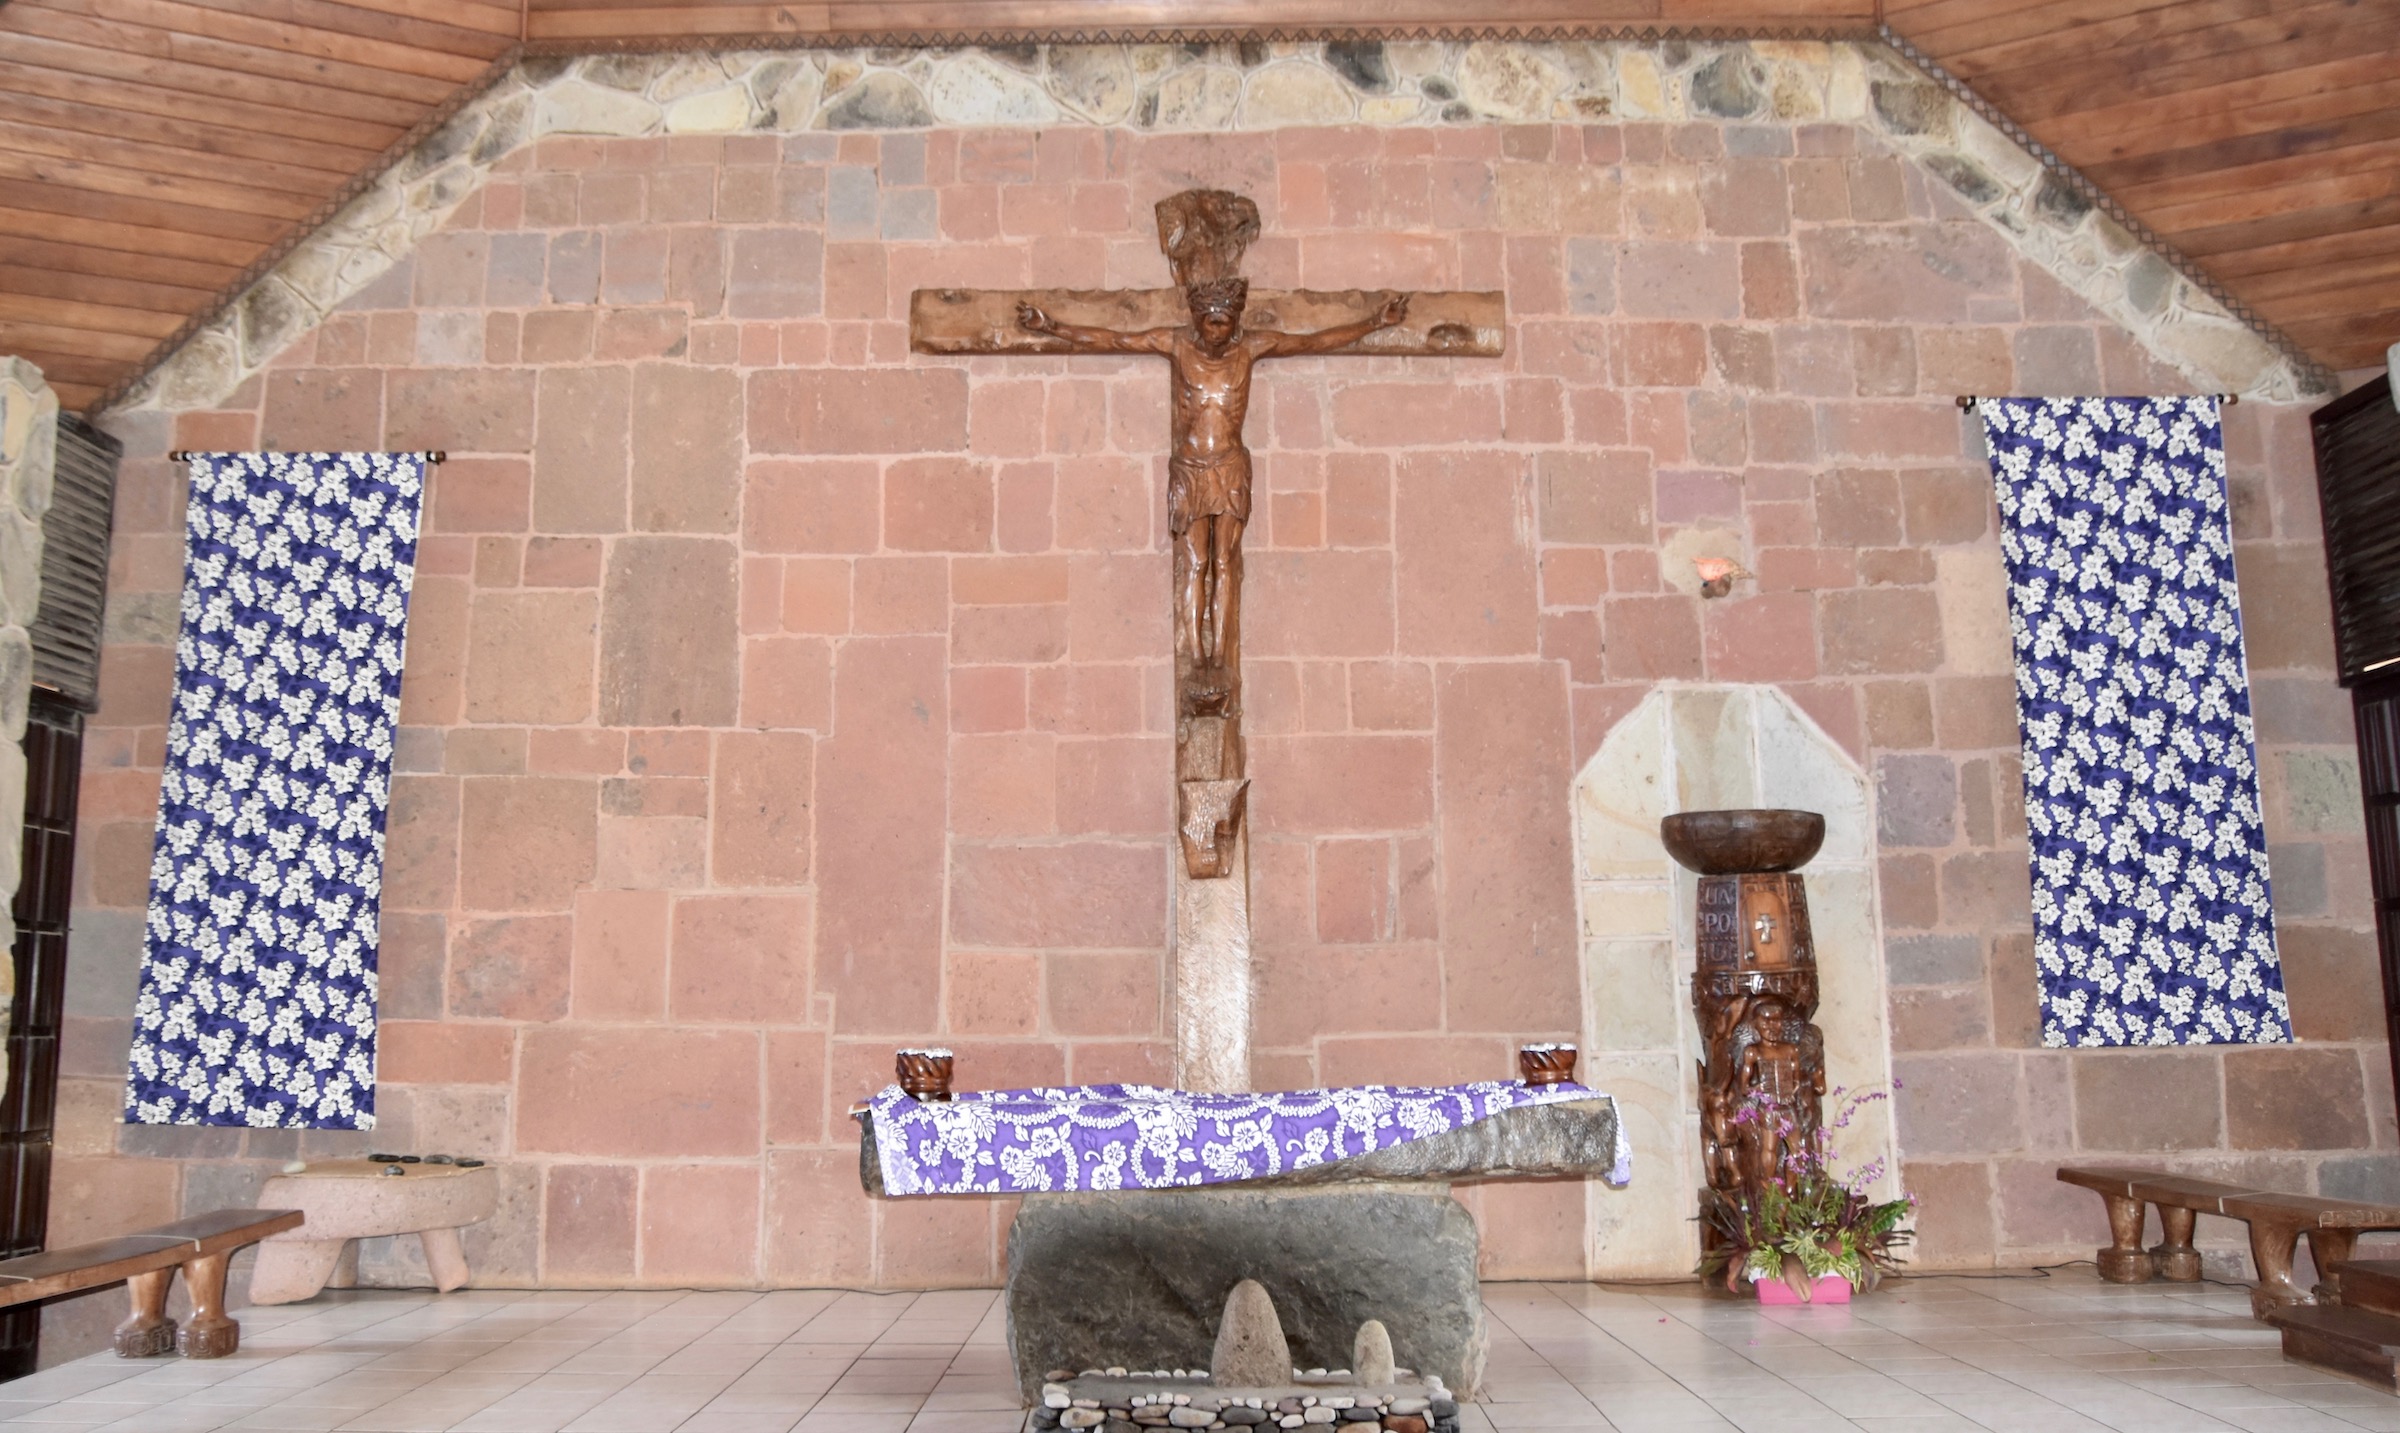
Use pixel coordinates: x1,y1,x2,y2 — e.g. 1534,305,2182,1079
249,1158,499,1305
2058,1165,2400,1316
0,1208,303,1358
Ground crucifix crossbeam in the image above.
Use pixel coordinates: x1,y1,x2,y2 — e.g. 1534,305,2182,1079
910,188,1504,1091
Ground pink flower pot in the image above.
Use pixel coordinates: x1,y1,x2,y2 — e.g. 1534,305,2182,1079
1755,1275,1853,1305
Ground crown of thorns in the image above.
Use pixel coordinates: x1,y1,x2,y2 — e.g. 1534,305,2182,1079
1185,278,1248,315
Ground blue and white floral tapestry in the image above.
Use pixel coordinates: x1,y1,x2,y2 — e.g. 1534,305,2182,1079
1978,397,2290,1047
126,453,426,1129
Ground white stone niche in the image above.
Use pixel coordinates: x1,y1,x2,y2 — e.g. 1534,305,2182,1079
1573,685,1901,1279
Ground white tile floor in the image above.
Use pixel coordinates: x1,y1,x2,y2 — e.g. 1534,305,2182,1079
0,1273,2394,1432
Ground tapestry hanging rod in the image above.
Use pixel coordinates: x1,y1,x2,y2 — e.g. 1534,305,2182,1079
1954,395,2236,410
168,450,448,463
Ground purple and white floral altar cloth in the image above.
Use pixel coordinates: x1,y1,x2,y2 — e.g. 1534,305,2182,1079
867,1080,1630,1196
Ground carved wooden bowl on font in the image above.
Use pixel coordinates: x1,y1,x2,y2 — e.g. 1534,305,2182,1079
1659,809,1826,875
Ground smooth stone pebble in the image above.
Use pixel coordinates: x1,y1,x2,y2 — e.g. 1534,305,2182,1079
1388,1399,1429,1415
1382,1418,1427,1433
1327,1398,1354,1410
1303,1410,1337,1425
1064,1412,1105,1429
1278,1420,1303,1430
1223,1410,1268,1425
1170,1409,1214,1428
1104,1422,1137,1433
1339,1411,1378,1423
1428,1401,1456,1418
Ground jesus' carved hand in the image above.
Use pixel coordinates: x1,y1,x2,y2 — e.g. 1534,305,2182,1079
1016,283,1409,700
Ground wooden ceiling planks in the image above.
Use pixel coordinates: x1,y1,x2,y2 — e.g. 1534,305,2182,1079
1889,0,2400,372
0,0,2393,409
0,0,516,410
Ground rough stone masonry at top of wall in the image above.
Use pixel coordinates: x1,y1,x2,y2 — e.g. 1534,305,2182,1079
113,37,2317,422
44,40,2378,1321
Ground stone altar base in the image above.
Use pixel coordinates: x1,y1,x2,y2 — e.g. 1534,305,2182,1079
1005,1187,1485,1403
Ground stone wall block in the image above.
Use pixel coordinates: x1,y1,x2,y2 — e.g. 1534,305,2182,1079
600,537,740,726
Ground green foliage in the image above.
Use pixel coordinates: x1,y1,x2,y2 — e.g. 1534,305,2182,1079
1696,1086,1915,1302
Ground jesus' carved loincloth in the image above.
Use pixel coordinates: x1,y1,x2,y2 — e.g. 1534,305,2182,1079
1018,277,1407,691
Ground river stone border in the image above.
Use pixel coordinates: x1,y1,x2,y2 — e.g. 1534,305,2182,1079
109,37,2321,416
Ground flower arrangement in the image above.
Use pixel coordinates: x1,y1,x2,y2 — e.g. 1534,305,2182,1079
1697,1086,1915,1301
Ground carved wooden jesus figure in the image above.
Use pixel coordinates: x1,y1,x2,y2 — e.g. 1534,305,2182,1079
1015,281,1409,701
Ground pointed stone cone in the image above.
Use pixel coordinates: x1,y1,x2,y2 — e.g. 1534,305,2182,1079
1352,1319,1395,1385
1210,1278,1292,1389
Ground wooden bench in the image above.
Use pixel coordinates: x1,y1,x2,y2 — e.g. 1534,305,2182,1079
2058,1166,2400,1317
0,1208,302,1358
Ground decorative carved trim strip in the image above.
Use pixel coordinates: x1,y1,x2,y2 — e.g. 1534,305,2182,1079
523,25,1883,56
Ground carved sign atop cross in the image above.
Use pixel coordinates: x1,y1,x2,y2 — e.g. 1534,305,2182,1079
912,188,1504,900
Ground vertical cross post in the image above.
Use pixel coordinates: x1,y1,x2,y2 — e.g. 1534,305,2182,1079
911,189,1504,1089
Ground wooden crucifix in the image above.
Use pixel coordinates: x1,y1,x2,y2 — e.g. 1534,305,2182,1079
912,188,1503,1088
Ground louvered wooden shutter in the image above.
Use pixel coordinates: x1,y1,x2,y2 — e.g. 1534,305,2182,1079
27,414,122,712
2315,376,2400,686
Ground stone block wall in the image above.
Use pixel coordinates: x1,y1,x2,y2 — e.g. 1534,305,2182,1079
53,40,2376,1298
0,358,59,1108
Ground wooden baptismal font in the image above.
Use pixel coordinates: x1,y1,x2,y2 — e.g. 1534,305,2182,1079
1661,810,1829,1241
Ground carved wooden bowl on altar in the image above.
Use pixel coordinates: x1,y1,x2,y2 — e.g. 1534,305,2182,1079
1659,809,1825,875
896,1048,955,1101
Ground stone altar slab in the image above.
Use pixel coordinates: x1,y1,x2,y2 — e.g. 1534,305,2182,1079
854,1095,1621,1403
854,1095,1623,1197
1006,1186,1485,1403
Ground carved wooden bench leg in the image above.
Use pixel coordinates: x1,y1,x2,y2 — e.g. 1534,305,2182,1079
2098,1194,2157,1283
2247,1214,2314,1318
2152,1205,2202,1282
176,1252,239,1358
2306,1228,2359,1304
112,1268,177,1357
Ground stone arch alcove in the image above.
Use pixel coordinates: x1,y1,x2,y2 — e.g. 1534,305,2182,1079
1573,685,1900,1279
